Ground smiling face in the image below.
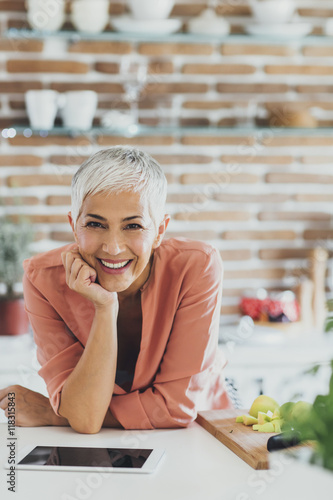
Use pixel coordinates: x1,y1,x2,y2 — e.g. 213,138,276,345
68,190,170,301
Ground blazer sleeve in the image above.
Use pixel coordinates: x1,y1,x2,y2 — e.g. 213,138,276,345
109,247,232,429
22,270,84,416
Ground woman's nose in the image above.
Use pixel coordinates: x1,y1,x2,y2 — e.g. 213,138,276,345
102,232,125,255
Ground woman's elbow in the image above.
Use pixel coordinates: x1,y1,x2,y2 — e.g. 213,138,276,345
69,419,102,434
59,408,102,434
58,402,103,434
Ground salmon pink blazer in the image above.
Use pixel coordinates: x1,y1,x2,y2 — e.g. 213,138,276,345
23,237,232,429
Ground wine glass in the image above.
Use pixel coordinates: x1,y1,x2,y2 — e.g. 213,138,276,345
120,58,148,132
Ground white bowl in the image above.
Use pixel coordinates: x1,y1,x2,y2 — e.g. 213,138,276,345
188,9,230,36
249,0,295,24
71,0,109,33
325,18,333,36
26,0,66,31
112,16,181,35
127,0,175,20
245,22,312,38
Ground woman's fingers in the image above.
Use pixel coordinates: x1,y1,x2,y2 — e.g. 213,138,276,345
69,257,95,288
61,250,97,292
61,251,72,283
62,250,84,284
0,385,55,427
0,394,8,411
0,386,12,403
76,261,97,286
0,387,17,419
68,257,85,285
60,248,117,308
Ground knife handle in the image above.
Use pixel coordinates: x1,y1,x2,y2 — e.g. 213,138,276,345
267,432,301,452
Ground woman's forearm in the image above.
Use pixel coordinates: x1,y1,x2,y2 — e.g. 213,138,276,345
50,407,121,428
58,304,118,434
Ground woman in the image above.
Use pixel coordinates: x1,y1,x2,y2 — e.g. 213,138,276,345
0,146,232,433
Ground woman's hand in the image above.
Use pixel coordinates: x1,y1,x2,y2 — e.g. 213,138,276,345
61,247,118,309
0,385,68,427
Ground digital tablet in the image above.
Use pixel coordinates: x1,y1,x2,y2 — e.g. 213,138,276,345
6,445,165,474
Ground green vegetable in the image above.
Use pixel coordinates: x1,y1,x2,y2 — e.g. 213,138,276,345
292,361,333,472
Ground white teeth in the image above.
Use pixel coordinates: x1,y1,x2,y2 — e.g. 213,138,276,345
101,259,130,269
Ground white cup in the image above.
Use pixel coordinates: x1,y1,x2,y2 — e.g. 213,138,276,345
25,90,60,130
26,0,66,31
127,0,175,20
71,0,109,33
249,0,295,24
325,18,333,36
60,91,98,130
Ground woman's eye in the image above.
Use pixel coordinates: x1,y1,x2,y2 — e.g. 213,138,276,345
85,222,142,230
86,221,104,228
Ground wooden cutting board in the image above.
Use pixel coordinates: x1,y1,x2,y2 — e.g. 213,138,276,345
196,409,275,470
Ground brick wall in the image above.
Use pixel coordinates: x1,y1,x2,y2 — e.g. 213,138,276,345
1,0,333,322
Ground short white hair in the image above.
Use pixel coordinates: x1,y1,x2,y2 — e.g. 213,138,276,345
71,146,167,230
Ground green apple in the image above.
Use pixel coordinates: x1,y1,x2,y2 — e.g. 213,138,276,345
273,419,282,433
257,422,275,433
280,401,295,421
280,400,314,432
257,411,270,425
235,414,258,425
290,401,313,425
280,401,312,425
249,395,280,418
242,415,258,426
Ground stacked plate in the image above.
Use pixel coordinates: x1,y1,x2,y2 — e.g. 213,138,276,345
245,22,313,38
111,16,182,35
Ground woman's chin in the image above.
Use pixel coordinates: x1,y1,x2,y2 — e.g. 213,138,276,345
98,276,131,293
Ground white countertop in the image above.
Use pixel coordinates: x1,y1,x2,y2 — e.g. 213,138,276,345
1,422,333,500
220,325,333,367
1,333,333,499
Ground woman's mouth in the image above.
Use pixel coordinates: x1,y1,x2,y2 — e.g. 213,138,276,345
97,258,133,275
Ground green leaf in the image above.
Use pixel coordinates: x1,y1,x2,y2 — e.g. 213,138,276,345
325,320,333,332
330,371,333,397
293,360,333,471
0,215,33,294
303,364,321,376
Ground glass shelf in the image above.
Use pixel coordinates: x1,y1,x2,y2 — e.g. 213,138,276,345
7,125,333,137
5,28,333,45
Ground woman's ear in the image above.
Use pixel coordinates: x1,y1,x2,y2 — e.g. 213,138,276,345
153,214,171,249
67,212,78,244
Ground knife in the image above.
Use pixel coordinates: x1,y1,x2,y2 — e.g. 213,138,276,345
267,431,301,452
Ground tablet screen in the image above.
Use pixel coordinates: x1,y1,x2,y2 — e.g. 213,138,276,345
18,446,153,469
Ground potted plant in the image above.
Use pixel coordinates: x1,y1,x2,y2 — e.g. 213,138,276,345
296,360,333,472
269,361,333,485
0,215,33,335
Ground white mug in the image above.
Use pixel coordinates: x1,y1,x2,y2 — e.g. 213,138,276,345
71,0,109,33
127,0,175,20
60,91,98,130
249,0,295,24
26,0,66,31
25,90,60,130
